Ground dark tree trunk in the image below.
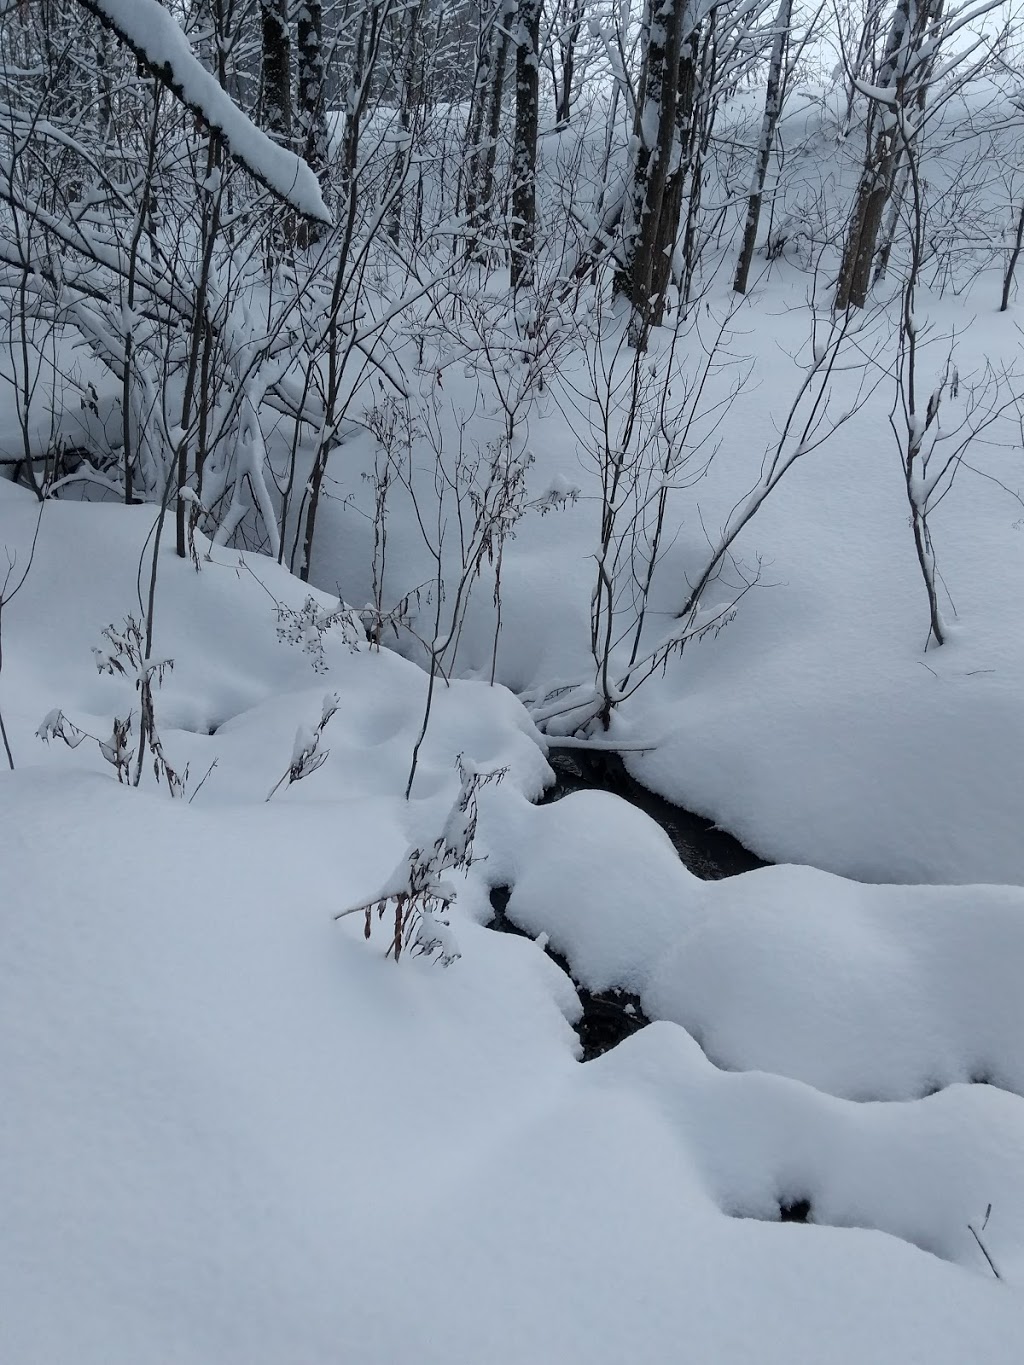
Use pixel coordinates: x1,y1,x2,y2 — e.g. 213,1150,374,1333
835,0,942,310
463,9,493,235
1001,198,1024,312
478,3,515,235
260,0,293,142
616,0,684,338
733,0,792,294
297,0,328,178
555,0,585,125
510,0,543,289
388,0,430,245
652,26,698,308
296,0,329,245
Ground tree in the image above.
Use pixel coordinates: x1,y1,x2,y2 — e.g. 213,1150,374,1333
259,0,293,145
835,0,942,310
74,0,328,219
733,0,793,294
553,0,586,125
510,0,544,288
297,0,329,183
616,0,686,338
465,0,517,261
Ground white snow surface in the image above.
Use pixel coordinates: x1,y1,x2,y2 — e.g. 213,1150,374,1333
3,494,1024,1361
300,92,1024,888
5,84,1024,1361
494,792,1024,1101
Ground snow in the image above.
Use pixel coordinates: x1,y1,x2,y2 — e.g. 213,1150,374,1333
4,65,1024,1365
488,789,1024,1102
1,490,1023,1361
80,0,331,223
661,863,1024,1101
307,236,1024,882
496,787,703,992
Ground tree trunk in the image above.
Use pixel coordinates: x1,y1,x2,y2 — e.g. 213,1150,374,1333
479,5,515,230
464,8,494,237
616,0,685,338
555,0,585,124
297,0,328,179
733,0,792,294
465,0,515,261
871,149,909,286
260,0,294,253
260,0,293,143
1000,198,1024,312
388,0,430,245
510,0,543,289
835,0,942,310
651,26,697,307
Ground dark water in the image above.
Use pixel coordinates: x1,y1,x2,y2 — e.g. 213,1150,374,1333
488,745,770,1060
542,747,769,881
488,884,648,1062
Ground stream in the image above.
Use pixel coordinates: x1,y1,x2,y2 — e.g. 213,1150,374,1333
488,745,770,1061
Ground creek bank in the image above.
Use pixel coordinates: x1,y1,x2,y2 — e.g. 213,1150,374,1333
487,745,771,1060
487,884,647,1062
542,747,769,880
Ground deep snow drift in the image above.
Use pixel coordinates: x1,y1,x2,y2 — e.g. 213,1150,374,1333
299,90,1024,887
2,486,1024,1363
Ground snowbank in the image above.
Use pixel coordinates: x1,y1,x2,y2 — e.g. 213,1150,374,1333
4,466,1024,1365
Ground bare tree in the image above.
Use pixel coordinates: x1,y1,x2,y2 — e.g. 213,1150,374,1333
1000,196,1024,310
734,0,793,293
510,0,544,288
259,0,293,143
553,0,587,124
616,0,686,338
297,0,329,188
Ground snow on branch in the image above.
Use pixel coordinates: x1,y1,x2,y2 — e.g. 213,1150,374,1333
75,0,332,225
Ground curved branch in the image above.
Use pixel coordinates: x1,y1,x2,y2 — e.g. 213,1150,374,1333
74,0,331,224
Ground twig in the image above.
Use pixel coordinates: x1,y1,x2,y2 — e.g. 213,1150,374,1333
187,758,219,804
967,1207,1002,1281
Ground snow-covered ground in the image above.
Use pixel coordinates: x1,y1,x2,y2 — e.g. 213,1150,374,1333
3,467,1024,1363
300,88,1024,887
4,70,1024,1365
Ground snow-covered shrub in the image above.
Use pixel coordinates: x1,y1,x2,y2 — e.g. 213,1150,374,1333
37,614,186,795
266,692,340,800
335,759,505,964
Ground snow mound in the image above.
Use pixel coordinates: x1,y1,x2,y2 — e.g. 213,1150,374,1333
647,863,1024,1101
595,1023,1024,1283
503,788,704,992
503,795,1024,1104
4,495,1024,1363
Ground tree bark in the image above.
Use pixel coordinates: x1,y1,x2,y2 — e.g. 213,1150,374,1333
510,0,543,289
835,0,942,310
616,0,685,338
297,0,328,178
1000,198,1024,312
388,0,431,245
259,0,293,143
733,0,792,294
555,0,585,124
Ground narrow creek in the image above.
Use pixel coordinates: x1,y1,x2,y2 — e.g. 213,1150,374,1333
488,745,770,1061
